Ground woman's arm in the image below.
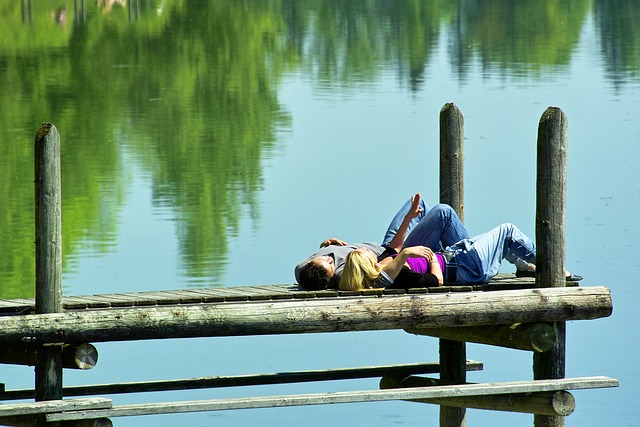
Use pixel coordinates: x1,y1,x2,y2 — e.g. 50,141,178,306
380,245,434,280
429,257,444,286
387,193,422,251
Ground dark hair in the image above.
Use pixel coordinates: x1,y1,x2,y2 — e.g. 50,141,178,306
298,262,331,290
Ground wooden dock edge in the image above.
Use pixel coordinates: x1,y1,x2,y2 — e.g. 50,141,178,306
44,377,618,422
0,397,111,417
0,286,613,345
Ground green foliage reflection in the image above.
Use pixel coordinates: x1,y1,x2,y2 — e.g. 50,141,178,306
0,0,636,297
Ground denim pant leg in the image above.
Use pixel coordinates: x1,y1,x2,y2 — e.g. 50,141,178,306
402,204,470,250
469,223,537,282
381,198,430,246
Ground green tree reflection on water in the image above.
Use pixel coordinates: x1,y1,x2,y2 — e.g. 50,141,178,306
0,0,637,297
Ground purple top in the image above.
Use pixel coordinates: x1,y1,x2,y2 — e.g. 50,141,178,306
394,253,445,274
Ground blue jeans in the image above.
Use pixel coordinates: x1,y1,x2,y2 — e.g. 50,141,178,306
381,201,470,251
448,223,537,283
402,204,470,250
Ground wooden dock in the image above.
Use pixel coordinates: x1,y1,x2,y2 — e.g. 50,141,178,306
6,110,617,427
0,278,616,426
0,277,610,346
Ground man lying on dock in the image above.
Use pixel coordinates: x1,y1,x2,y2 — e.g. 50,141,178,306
295,193,582,291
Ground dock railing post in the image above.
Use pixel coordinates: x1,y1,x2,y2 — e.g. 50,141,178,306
439,103,466,427
533,107,568,427
34,123,64,402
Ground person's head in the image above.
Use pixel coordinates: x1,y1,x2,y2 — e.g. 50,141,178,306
298,255,335,290
339,247,380,291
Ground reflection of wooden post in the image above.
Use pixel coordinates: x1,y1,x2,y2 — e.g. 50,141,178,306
439,103,466,427
34,123,63,402
534,108,567,427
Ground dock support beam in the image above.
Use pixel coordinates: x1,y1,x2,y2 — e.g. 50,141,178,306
439,102,466,427
380,376,576,416
34,123,63,403
0,344,98,371
534,107,568,427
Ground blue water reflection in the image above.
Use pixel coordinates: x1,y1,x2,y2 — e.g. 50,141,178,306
0,1,638,426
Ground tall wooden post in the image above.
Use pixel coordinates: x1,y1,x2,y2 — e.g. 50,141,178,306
439,103,464,221
439,103,466,427
533,108,567,427
34,123,64,402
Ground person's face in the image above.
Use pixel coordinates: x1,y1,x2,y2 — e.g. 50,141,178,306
312,255,335,278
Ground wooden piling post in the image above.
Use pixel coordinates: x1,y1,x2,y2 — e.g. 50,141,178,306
34,123,63,402
440,103,464,222
533,107,568,427
439,103,466,427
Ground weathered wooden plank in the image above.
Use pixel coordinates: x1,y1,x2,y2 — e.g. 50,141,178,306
0,299,34,308
149,291,205,304
0,397,111,417
62,296,111,309
233,287,281,301
249,286,295,299
62,298,90,310
46,377,618,421
381,288,406,295
380,375,576,416
87,293,153,308
0,415,113,427
193,288,250,302
101,295,137,308
0,304,32,316
111,292,164,306
0,361,483,401
138,291,182,305
171,290,226,303
176,289,226,303
0,287,612,345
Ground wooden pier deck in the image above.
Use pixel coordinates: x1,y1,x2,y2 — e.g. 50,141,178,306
0,274,572,314
0,277,617,425
0,275,609,347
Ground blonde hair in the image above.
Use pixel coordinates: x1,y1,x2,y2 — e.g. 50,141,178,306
339,251,381,291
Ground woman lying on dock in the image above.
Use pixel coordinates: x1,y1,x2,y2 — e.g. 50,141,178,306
338,198,582,291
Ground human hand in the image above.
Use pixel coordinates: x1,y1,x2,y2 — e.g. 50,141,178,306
405,193,423,220
320,238,347,248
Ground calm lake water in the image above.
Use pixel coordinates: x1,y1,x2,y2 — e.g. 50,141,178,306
1,1,638,426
